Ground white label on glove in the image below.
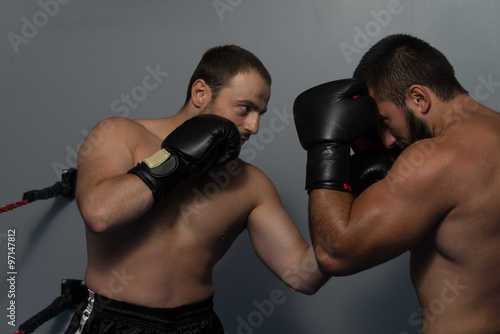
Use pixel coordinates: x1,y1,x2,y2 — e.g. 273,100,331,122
143,149,171,168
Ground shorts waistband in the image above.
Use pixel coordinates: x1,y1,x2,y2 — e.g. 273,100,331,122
90,290,215,327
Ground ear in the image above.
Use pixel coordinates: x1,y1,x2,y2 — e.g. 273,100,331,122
190,79,213,109
407,85,431,115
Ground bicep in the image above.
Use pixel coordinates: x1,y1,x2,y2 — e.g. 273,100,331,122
76,118,136,196
346,148,455,265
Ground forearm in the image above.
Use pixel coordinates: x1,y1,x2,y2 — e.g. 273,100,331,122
308,189,357,275
77,174,154,233
282,245,330,294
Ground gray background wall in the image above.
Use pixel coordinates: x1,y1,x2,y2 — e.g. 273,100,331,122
1,1,499,333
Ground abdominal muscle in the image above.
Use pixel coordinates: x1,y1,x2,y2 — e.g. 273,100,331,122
84,165,252,309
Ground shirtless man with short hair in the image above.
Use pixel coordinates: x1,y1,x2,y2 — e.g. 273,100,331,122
294,34,500,333
66,45,328,334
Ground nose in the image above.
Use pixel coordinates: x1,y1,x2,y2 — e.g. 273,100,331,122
378,125,398,149
244,113,260,135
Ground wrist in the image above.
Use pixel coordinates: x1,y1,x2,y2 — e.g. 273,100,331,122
305,144,351,192
127,148,187,204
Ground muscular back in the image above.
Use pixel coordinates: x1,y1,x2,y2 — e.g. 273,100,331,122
409,105,500,333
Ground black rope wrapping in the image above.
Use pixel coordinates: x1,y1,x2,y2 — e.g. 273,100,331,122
22,168,77,203
1,168,77,214
22,182,66,203
17,295,73,334
3,168,81,333
16,279,87,334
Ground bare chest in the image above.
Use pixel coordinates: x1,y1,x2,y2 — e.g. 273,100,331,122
149,160,255,248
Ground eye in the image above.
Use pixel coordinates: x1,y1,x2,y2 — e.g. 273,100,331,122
378,115,389,125
240,105,250,112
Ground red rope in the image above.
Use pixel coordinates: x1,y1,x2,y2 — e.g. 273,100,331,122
0,199,29,214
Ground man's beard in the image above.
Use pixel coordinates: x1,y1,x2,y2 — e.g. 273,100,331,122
404,106,433,144
200,99,215,114
199,100,249,144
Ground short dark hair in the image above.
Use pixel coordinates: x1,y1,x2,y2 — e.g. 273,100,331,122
353,34,468,108
184,45,272,105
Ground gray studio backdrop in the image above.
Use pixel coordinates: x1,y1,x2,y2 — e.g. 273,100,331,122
1,1,499,333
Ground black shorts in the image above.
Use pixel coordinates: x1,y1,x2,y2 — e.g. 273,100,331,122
65,290,224,334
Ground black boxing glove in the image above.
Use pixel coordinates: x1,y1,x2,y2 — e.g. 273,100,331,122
293,79,378,192
349,148,395,195
128,114,241,203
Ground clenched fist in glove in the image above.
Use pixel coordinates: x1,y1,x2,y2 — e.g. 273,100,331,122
293,79,378,193
349,148,395,196
128,114,241,203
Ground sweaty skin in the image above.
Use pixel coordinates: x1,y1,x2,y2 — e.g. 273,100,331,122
77,69,328,309
309,89,500,333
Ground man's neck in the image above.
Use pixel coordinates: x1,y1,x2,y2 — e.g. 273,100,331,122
430,93,473,137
